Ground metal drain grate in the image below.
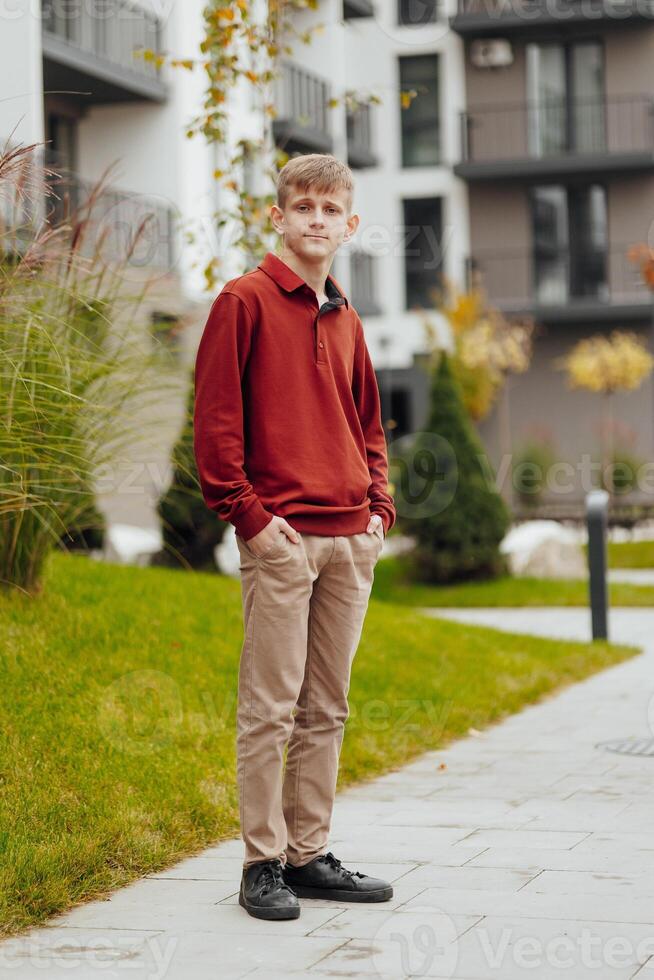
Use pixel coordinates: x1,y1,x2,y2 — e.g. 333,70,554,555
597,737,654,757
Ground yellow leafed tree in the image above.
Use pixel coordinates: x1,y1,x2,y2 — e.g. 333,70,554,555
425,283,533,422
556,330,654,493
424,283,533,500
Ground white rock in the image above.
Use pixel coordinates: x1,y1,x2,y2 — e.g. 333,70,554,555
500,520,587,579
215,523,241,577
103,523,162,566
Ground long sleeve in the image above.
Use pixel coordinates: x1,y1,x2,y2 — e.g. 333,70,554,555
193,290,274,540
351,317,396,535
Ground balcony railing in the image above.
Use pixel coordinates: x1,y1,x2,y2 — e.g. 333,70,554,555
351,250,382,316
467,245,651,317
459,96,654,174
272,62,333,154
452,0,654,32
41,0,166,102
44,152,176,271
346,105,377,169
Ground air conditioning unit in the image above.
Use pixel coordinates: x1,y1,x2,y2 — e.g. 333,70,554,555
470,39,514,69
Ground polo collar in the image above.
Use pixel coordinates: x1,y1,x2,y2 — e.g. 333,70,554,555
258,251,349,309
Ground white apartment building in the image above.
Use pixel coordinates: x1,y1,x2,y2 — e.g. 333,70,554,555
2,0,216,298
1,0,466,529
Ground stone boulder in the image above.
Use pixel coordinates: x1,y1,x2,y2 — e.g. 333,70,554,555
500,520,587,579
103,523,163,566
215,523,241,577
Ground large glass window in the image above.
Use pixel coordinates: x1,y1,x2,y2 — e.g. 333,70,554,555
399,54,440,167
402,197,443,309
527,41,605,157
531,184,608,304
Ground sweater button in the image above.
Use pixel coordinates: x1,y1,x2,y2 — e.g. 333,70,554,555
319,342,324,348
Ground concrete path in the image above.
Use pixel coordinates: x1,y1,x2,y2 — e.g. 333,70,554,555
2,610,654,979
609,569,654,586
419,606,654,646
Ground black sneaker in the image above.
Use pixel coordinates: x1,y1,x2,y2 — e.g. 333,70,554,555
239,858,300,920
282,851,393,902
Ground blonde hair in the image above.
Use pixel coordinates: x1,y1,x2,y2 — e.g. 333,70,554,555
276,153,354,213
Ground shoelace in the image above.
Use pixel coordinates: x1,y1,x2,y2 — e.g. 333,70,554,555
321,851,365,879
258,861,296,896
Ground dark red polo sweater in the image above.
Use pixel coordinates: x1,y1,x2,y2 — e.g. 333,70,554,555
193,251,396,540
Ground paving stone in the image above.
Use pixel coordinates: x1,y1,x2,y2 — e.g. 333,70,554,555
520,869,654,898
147,856,246,880
505,798,632,832
0,928,172,980
403,887,654,925
454,828,591,850
389,865,538,892
467,847,654,876
449,914,654,979
305,907,481,941
377,799,524,827
573,832,654,855
303,927,639,979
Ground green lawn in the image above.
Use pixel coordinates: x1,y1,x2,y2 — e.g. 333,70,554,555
373,555,654,607
605,539,654,569
0,551,638,936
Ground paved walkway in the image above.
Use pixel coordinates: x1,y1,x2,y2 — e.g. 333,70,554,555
420,606,654,646
2,610,654,979
609,569,654,586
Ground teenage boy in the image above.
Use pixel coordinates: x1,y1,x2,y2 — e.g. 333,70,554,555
193,153,396,921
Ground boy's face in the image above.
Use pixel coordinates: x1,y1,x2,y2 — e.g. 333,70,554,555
271,185,359,262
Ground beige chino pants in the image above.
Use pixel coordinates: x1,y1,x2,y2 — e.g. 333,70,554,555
234,524,384,869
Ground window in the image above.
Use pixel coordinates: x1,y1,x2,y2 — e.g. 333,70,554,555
531,184,608,304
350,249,381,315
42,0,78,42
398,0,438,25
527,41,605,157
46,114,78,171
44,113,80,222
402,197,443,309
346,104,374,158
399,54,440,167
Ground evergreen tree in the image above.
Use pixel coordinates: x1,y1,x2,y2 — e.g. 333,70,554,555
152,373,227,570
399,353,510,583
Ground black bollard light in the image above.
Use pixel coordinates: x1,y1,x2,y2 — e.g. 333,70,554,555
586,490,609,641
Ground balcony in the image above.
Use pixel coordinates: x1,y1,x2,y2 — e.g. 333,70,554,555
45,153,176,270
451,0,654,36
272,62,333,155
41,0,167,104
456,96,654,181
350,249,382,315
347,104,378,169
467,244,652,324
